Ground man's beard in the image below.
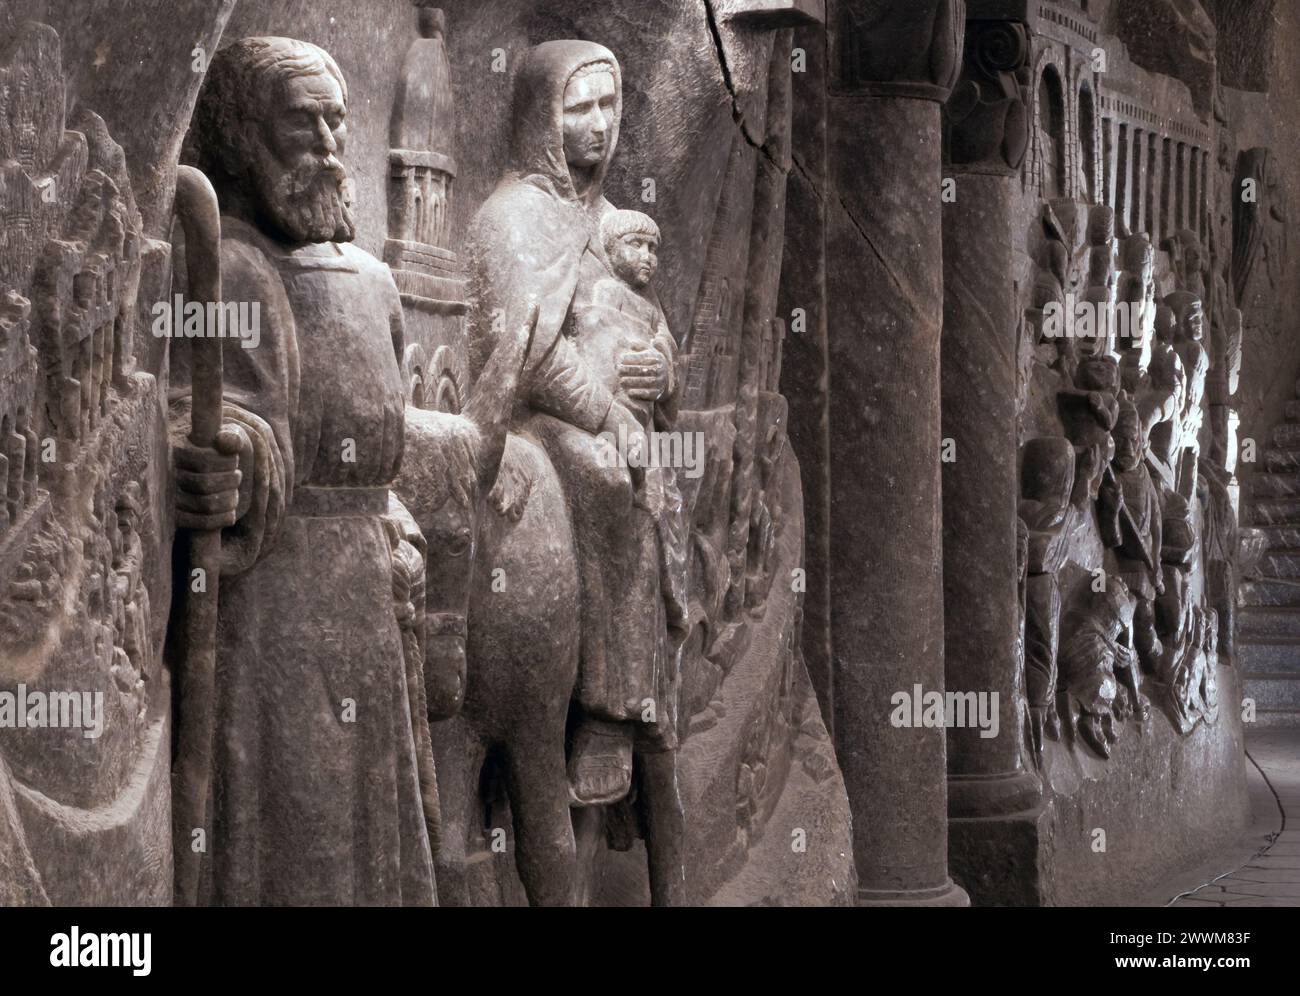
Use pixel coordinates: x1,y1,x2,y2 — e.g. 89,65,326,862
252,148,356,244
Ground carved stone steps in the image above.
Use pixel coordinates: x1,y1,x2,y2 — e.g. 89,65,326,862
1273,422,1300,448
1238,606,1300,640
1245,710,1300,728
1264,448,1300,472
1254,525,1300,549
1239,677,1300,712
1240,399,1300,728
1251,473,1300,498
1239,636,1300,723
1241,579,1300,607
1238,638,1300,673
1258,549,1300,578
1248,498,1300,526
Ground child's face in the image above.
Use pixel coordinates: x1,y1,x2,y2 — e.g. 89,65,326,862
611,233,658,288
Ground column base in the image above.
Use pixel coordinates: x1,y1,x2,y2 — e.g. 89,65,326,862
856,879,970,907
948,769,1042,818
949,797,1053,906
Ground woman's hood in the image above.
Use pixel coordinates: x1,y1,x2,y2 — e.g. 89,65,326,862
508,39,621,207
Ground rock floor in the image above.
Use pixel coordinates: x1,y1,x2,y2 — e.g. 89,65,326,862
1168,729,1299,907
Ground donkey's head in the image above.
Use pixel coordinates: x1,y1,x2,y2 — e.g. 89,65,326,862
394,304,537,718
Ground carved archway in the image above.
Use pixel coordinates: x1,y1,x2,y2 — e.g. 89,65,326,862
1038,67,1067,199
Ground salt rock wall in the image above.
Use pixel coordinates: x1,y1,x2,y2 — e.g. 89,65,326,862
967,0,1250,903
0,1,234,905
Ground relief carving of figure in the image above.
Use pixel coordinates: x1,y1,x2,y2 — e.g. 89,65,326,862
424,40,689,906
1059,578,1141,759
1116,233,1156,395
1164,290,1208,491
1098,394,1162,689
1018,437,1076,762
1233,147,1288,327
1142,305,1187,477
169,37,436,905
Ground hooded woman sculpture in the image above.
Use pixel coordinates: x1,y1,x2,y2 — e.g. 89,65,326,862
463,40,689,901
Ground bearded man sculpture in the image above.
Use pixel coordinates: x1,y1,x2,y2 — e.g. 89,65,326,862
169,37,437,905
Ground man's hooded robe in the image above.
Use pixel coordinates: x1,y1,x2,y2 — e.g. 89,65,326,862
465,40,688,734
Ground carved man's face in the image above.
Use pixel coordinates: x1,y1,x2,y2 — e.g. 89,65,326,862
249,69,355,243
1154,307,1176,344
1113,415,1143,472
562,70,616,170
610,232,658,288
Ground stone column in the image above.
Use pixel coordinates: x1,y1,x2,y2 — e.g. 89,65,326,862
825,0,968,907
1133,129,1147,236
1180,142,1190,231
1154,132,1164,244
1103,116,1118,212
1162,137,1176,241
940,13,1047,905
1116,123,1131,232
1196,149,1206,240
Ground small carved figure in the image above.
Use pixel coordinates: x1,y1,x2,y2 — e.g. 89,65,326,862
1165,291,1209,489
1018,437,1076,762
1116,234,1156,393
1059,578,1141,760
1081,206,1117,357
1098,394,1163,680
573,209,677,514
1141,305,1187,476
1058,353,1119,506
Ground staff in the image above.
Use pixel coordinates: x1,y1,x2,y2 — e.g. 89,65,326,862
171,165,223,907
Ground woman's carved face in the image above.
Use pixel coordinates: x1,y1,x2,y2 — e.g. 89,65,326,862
561,70,616,170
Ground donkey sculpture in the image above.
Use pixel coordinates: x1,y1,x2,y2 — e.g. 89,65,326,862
395,307,591,906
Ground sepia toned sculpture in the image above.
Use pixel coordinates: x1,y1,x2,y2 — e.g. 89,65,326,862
2,0,1293,914
169,36,436,905
1018,436,1076,761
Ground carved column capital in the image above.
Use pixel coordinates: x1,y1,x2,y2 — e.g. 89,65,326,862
943,17,1030,174
832,0,967,101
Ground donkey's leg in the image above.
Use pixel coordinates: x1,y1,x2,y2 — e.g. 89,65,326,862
502,722,578,907
428,715,488,906
636,748,688,907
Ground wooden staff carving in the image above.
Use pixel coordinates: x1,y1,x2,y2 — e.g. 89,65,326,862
171,164,223,907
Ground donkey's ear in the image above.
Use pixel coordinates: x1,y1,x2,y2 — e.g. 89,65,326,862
464,301,539,487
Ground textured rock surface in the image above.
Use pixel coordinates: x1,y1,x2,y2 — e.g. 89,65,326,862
5,0,1299,909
